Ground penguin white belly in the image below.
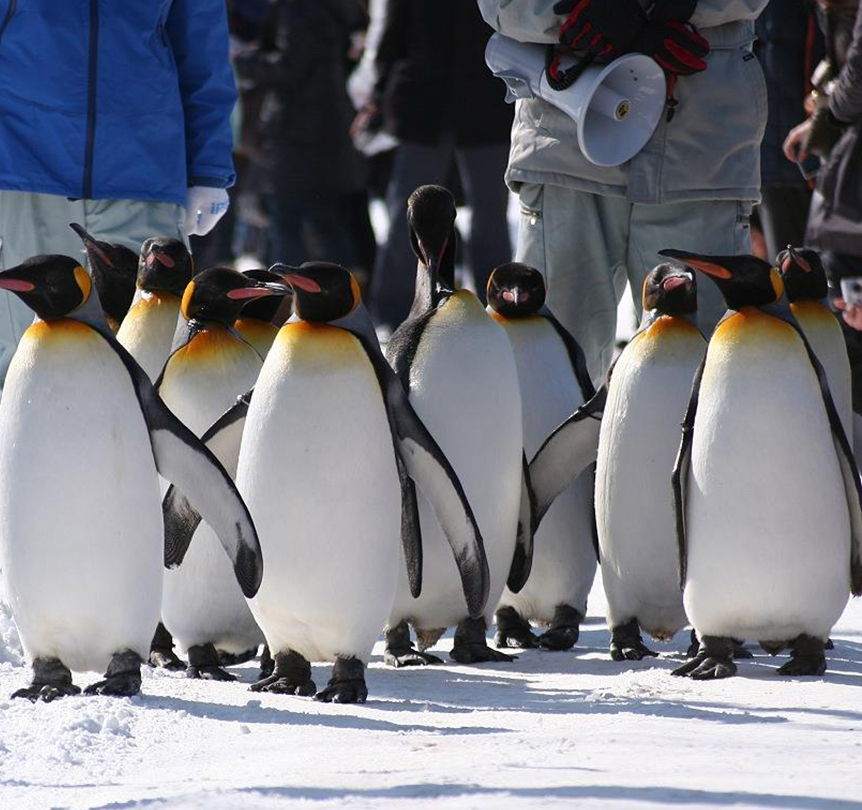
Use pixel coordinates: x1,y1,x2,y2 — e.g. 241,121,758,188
239,323,401,663
495,317,595,622
597,318,705,638
0,320,162,672
116,292,182,381
792,301,852,440
389,292,523,630
159,330,264,653
685,309,851,641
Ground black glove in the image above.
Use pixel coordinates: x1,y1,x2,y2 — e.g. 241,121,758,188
553,0,648,61
633,19,709,76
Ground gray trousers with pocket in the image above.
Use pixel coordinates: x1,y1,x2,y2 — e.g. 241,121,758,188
515,183,753,386
0,191,187,389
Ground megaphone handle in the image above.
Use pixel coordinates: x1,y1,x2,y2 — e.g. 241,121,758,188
545,46,596,91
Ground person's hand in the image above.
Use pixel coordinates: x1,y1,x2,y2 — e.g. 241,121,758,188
553,0,648,61
783,119,813,163
834,298,862,331
632,19,709,76
350,103,380,140
185,187,229,237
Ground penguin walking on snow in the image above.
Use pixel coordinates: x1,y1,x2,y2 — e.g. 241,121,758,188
170,262,488,702
157,268,288,680
116,237,193,380
234,269,293,358
659,249,862,679
0,256,262,701
384,185,531,666
487,263,597,651
531,264,707,660
777,246,852,439
70,224,138,333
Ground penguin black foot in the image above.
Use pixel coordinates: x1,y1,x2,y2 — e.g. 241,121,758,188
777,635,827,677
249,650,316,695
538,605,583,651
186,643,236,682
494,606,539,649
610,618,658,661
12,657,81,702
689,630,751,659
826,638,835,650
384,621,444,667
672,636,737,680
451,617,516,664
314,657,367,704
218,646,259,667
259,645,275,680
148,623,186,671
84,650,142,697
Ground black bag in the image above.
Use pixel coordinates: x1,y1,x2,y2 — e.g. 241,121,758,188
818,121,862,221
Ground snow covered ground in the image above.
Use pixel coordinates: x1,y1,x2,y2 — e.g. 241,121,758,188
1,576,861,810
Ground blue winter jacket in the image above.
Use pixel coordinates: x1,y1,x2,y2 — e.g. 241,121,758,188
0,0,237,205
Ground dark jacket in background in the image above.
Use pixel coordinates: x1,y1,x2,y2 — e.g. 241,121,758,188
756,1,822,187
373,0,512,146
234,0,367,196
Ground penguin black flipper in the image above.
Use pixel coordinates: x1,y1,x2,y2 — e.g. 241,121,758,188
507,453,537,593
105,338,262,597
539,307,597,400
162,389,254,568
529,385,607,526
396,455,423,598
341,307,490,619
386,307,439,389
672,357,706,590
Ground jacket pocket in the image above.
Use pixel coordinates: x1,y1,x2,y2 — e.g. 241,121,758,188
0,0,18,62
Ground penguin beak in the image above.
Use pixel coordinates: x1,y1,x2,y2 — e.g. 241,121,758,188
784,246,811,274
501,288,520,305
227,282,291,301
148,250,175,269
0,269,35,293
70,222,114,267
282,273,322,294
661,274,690,292
658,249,732,280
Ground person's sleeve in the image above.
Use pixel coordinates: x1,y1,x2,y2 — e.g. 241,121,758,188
688,0,770,29
166,0,238,189
830,2,862,123
477,0,562,45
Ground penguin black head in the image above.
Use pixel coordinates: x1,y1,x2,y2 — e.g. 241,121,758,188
69,223,137,327
0,255,95,320
658,249,783,311
486,263,546,318
240,268,293,323
138,238,194,297
180,267,290,326
407,185,457,300
776,246,828,303
273,261,360,323
642,263,697,316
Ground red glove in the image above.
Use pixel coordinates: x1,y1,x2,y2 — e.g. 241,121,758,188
553,0,648,61
633,19,709,76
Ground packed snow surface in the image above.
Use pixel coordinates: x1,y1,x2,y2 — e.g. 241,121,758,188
1,578,860,810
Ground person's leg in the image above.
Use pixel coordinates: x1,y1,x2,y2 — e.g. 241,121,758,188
369,142,454,331
302,195,360,269
0,191,88,387
626,199,753,336
821,250,862,411
84,198,187,252
515,183,630,385
263,193,308,267
758,186,812,261
453,143,512,302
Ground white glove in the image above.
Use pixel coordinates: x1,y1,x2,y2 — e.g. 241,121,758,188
184,186,230,237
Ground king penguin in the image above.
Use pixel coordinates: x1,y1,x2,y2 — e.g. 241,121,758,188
70,224,138,333
234,268,293,358
116,237,193,380
777,246,852,439
658,249,862,679
487,263,597,651
156,267,288,680
384,185,531,666
0,256,262,701
531,264,707,660
169,261,488,702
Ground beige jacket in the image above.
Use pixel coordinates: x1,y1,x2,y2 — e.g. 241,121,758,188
478,0,770,203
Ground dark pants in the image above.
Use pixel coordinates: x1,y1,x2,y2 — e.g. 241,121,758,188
369,138,512,331
822,250,862,410
758,185,812,260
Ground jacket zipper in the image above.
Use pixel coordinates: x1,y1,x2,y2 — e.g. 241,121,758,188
0,0,18,62
83,0,99,199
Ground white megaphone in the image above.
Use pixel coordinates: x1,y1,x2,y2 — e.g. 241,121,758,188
485,33,665,167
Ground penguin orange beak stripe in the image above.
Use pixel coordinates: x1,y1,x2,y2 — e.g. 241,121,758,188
0,278,35,292
227,286,279,301
284,274,322,294
153,251,175,268
662,275,689,291
679,258,732,280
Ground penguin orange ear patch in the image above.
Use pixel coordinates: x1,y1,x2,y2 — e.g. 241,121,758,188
770,268,785,302
683,259,732,279
73,265,92,302
350,274,362,310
